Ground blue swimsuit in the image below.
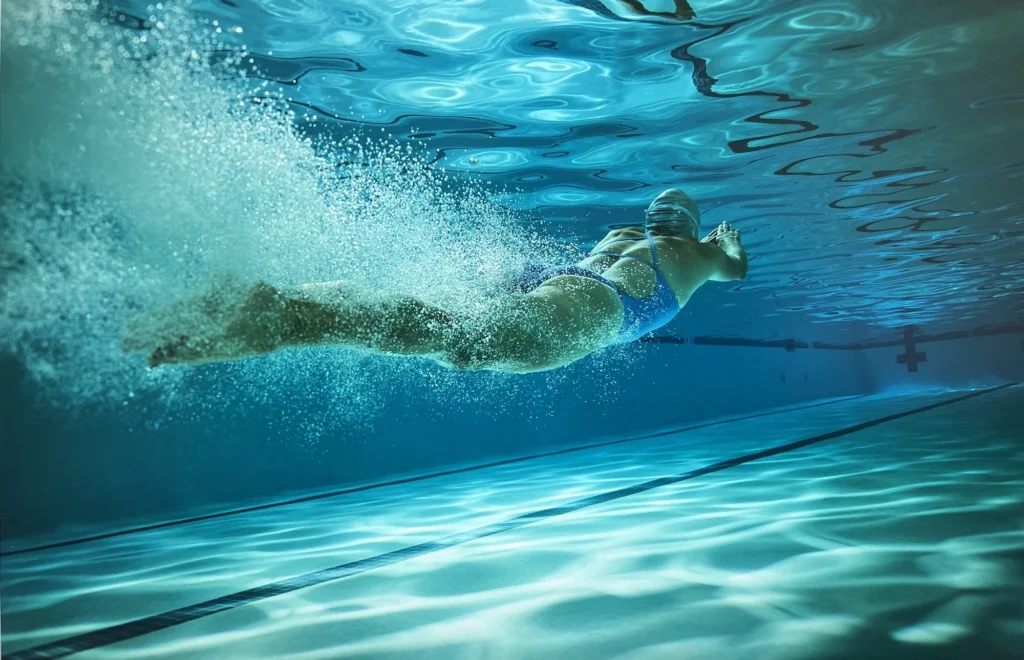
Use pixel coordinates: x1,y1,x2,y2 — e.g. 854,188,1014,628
514,231,679,343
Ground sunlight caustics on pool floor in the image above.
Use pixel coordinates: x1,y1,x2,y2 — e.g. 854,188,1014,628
2,386,1022,660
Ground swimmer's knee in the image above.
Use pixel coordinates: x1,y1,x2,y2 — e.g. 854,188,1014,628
440,331,496,371
382,301,491,369
391,298,448,323
370,297,462,355
434,319,511,371
440,322,564,372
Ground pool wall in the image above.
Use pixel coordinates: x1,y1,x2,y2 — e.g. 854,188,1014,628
863,327,1024,391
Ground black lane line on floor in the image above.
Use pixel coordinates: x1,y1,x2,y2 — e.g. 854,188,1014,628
5,384,1015,660
1,395,869,558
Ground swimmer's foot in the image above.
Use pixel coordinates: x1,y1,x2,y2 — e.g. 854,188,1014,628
126,281,290,367
147,334,220,368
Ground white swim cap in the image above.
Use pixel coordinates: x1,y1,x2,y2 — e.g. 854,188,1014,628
644,189,700,238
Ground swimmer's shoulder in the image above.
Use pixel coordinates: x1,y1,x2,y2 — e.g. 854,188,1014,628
649,232,704,254
655,235,726,273
590,226,645,253
606,226,646,239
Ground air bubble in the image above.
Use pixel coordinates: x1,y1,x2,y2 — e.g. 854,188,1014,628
0,0,608,434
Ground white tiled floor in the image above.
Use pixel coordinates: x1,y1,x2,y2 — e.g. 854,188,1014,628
3,387,1022,660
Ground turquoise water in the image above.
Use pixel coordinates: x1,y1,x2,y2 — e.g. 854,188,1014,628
2,1,1023,658
3,0,1022,389
179,0,1024,338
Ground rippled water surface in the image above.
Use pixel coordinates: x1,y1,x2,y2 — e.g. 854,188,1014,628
2,0,1022,409
171,0,1024,339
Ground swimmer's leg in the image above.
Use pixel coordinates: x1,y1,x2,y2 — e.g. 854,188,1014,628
447,277,623,372
139,281,466,368
136,276,620,372
283,283,468,359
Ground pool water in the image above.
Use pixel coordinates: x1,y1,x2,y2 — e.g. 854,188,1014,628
3,386,1022,659
2,0,1024,658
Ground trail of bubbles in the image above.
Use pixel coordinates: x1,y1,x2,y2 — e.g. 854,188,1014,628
0,0,636,437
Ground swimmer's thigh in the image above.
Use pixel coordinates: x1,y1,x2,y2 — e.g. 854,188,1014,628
469,275,622,372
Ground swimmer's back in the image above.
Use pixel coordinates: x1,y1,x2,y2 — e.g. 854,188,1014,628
579,229,735,306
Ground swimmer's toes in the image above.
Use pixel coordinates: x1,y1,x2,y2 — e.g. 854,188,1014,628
148,347,167,368
148,335,193,367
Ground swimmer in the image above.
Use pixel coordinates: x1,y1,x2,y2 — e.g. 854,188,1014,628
124,189,747,373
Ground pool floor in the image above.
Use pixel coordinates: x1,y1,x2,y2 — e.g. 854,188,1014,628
2,386,1023,659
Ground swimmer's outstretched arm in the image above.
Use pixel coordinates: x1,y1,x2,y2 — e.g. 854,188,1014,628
706,222,748,282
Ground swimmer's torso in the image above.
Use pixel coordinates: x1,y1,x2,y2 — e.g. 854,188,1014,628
576,226,718,307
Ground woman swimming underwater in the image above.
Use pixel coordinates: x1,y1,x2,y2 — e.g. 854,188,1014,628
125,189,748,374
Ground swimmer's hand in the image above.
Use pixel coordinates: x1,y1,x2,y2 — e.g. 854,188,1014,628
706,222,747,281
701,221,740,246
714,221,742,248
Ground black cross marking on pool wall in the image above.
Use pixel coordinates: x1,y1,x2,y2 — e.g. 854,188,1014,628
896,326,926,372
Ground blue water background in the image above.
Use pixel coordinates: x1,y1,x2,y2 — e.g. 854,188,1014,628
2,0,1023,541
170,0,1024,340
